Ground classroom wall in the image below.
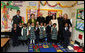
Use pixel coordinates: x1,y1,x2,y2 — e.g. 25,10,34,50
40,1,71,19
1,1,84,45
8,1,38,23
69,2,84,44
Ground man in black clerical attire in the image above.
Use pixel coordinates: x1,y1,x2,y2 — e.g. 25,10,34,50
12,10,22,27
46,12,52,24
37,13,45,25
57,14,64,44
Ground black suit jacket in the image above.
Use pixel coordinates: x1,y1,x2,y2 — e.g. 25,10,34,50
46,25,52,34
12,15,22,26
57,17,64,30
63,19,72,29
46,16,52,24
35,27,40,36
37,16,45,25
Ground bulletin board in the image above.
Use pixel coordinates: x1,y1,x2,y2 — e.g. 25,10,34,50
26,2,38,23
75,8,84,32
26,6,38,23
39,9,62,18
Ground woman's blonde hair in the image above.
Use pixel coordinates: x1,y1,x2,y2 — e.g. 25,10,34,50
63,13,68,19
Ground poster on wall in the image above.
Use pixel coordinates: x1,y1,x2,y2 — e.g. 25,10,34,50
76,8,84,32
77,1,84,5
1,1,21,32
13,1,24,7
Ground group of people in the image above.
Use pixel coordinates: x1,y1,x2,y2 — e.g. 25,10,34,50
11,10,72,48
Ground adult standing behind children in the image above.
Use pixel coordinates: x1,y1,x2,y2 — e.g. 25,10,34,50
46,21,52,43
57,14,64,44
63,13,72,30
12,10,22,27
46,12,52,25
37,13,45,25
63,13,72,44
51,14,59,31
28,14,37,26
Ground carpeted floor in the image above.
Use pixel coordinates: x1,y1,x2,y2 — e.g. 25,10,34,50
28,42,74,52
6,39,75,52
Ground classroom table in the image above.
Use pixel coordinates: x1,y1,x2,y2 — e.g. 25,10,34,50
1,38,10,52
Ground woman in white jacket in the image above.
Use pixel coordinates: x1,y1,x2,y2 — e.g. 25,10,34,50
51,15,59,31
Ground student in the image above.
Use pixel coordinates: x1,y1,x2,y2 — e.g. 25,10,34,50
19,24,29,45
51,23,58,44
35,24,40,44
29,23,36,44
27,22,30,44
39,23,45,43
18,22,23,36
18,22,23,45
43,23,47,42
63,23,71,48
46,21,52,43
27,22,30,29
11,23,19,47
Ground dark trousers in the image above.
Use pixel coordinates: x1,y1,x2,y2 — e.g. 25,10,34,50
36,35,39,43
58,30,64,43
63,37,70,48
12,36,19,46
47,34,51,43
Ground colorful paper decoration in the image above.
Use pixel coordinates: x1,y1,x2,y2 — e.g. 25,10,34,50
1,1,20,10
40,1,77,8
40,1,47,6
76,8,84,32
46,1,57,7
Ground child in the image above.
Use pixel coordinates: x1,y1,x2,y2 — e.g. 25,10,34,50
27,22,30,29
63,23,71,48
27,22,30,44
19,24,29,45
43,23,47,42
29,22,36,44
51,23,58,44
18,22,23,36
18,22,23,45
11,23,19,47
46,21,52,43
39,22,45,43
35,24,40,44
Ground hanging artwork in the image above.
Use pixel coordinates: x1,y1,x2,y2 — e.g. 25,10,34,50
1,1,20,32
40,1,47,6
77,1,84,5
40,1,77,8
29,2,36,6
12,1,24,7
39,9,62,18
26,6,38,23
76,8,84,32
